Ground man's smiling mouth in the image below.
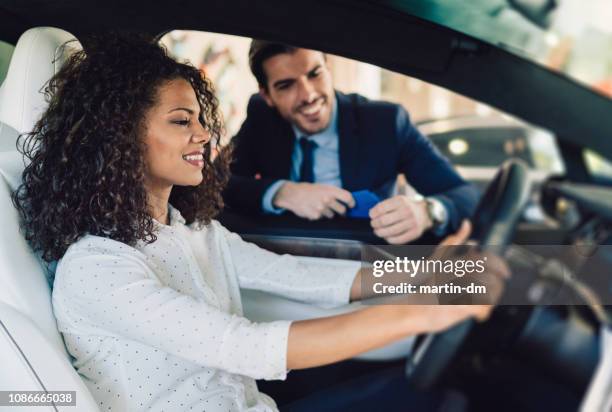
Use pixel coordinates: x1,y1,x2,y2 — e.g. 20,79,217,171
298,97,325,118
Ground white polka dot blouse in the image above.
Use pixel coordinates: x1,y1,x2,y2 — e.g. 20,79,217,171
52,205,359,411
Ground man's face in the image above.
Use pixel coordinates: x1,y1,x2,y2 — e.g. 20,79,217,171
260,49,335,135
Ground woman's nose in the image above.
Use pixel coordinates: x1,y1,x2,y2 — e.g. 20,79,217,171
193,123,211,144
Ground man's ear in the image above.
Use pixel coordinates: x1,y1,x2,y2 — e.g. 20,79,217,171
259,86,275,108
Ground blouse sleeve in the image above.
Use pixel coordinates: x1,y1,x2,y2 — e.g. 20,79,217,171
216,222,359,307
52,247,291,381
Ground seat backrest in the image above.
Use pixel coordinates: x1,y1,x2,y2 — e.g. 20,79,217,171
0,28,98,411
0,122,18,151
0,151,99,412
0,302,100,412
0,25,82,354
0,135,69,354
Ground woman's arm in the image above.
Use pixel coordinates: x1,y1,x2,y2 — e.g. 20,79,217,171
221,222,358,307
287,303,489,370
53,248,292,381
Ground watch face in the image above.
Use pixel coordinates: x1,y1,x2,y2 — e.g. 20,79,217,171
411,193,425,203
427,198,446,225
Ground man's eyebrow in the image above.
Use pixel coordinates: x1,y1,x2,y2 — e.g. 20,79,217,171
271,64,322,89
272,78,295,89
167,107,196,114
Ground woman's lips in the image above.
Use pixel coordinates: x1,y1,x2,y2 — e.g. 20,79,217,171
182,153,204,168
184,159,204,167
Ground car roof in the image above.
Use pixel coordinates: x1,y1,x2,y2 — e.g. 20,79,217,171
1,0,611,159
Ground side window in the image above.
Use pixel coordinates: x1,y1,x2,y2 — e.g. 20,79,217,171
584,149,612,182
418,121,564,175
0,40,15,84
429,128,534,167
159,30,566,181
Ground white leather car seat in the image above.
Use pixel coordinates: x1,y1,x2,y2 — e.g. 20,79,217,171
0,27,81,150
0,122,18,151
0,27,100,412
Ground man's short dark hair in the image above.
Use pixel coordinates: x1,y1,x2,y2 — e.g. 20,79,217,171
248,40,297,89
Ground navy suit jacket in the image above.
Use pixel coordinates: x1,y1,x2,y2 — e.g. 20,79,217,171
224,92,479,233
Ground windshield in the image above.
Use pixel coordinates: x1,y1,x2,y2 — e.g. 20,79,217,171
385,0,612,98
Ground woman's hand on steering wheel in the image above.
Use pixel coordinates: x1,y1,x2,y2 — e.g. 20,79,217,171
434,219,511,303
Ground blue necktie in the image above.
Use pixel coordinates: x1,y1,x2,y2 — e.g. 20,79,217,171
298,138,317,183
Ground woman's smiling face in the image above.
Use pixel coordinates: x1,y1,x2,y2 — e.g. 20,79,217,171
142,78,211,192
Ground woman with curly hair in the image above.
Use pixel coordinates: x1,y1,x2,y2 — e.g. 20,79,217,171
12,33,498,412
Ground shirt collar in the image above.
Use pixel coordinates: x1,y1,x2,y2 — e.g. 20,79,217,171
168,204,186,226
153,204,186,228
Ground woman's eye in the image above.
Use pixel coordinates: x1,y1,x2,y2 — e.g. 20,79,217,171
172,119,191,126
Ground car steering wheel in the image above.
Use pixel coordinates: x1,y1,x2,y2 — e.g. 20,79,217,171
404,159,532,389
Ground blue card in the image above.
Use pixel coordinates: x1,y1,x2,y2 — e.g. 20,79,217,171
346,190,380,218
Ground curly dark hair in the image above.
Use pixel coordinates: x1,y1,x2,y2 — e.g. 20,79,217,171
12,32,232,262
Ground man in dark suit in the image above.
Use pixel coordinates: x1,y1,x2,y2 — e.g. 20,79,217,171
224,40,479,244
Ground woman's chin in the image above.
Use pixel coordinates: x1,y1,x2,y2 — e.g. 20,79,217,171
174,177,203,187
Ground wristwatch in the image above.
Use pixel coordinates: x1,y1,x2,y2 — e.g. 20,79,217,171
411,194,448,230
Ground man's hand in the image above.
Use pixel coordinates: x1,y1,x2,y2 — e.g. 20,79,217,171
369,195,432,244
273,181,355,220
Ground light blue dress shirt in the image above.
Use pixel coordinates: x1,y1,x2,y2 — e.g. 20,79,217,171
262,100,341,213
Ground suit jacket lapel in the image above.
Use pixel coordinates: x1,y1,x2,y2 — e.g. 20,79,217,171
337,92,361,190
271,112,296,179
